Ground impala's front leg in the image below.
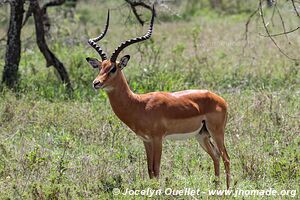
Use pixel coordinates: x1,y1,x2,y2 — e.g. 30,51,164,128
144,141,154,178
153,137,162,178
143,137,163,179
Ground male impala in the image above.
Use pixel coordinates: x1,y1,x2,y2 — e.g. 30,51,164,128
86,8,230,189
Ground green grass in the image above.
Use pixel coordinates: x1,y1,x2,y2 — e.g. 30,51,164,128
0,0,299,199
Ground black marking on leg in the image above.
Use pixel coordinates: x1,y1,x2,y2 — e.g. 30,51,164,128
199,120,208,135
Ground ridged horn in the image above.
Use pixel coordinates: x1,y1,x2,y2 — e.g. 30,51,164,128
110,6,155,62
88,10,110,60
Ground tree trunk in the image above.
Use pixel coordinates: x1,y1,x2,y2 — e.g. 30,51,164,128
30,0,72,93
2,0,24,89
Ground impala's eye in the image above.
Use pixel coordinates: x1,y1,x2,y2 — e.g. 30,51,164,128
110,66,116,74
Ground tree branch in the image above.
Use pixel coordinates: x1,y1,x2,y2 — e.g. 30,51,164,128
291,0,300,18
259,0,298,60
259,26,300,37
29,0,73,92
125,0,154,26
41,0,66,14
244,6,259,43
275,3,289,41
22,2,33,27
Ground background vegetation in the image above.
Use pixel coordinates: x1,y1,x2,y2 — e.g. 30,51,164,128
0,0,299,199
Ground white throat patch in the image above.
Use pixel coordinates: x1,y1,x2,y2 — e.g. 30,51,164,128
103,86,114,92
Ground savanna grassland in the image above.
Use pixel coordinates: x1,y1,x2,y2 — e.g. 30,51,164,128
0,0,299,199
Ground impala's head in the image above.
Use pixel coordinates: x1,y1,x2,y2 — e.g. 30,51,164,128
86,7,155,90
86,56,130,90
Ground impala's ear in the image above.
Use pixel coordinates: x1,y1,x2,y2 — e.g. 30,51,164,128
86,57,101,68
119,55,130,70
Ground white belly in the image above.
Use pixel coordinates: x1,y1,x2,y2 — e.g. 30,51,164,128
164,126,202,141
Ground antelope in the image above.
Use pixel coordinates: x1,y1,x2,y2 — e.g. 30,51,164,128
86,7,230,189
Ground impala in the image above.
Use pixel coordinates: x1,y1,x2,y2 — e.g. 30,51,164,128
86,7,230,189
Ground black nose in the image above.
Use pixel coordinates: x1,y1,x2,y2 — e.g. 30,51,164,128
93,80,102,89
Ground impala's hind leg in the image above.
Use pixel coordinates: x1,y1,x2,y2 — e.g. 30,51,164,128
206,121,230,189
213,131,230,189
196,124,221,187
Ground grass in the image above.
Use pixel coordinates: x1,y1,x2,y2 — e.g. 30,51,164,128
0,0,299,199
